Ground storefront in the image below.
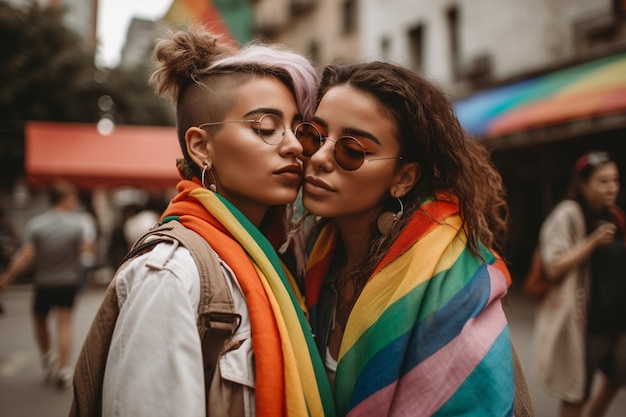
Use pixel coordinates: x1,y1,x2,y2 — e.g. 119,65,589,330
25,121,181,189
4,122,182,281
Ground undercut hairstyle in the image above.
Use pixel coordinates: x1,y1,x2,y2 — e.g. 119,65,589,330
150,27,319,179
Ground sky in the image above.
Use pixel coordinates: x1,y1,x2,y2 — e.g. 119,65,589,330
96,0,172,68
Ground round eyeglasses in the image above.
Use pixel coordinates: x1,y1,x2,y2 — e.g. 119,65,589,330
197,113,293,145
294,122,403,171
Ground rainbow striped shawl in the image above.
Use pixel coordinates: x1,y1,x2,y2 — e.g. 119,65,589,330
162,180,335,417
306,199,514,416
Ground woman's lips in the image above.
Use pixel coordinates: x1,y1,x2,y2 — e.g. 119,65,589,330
304,175,334,193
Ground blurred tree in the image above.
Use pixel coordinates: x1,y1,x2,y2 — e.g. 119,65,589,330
0,2,97,122
0,1,174,186
0,1,173,126
95,66,174,126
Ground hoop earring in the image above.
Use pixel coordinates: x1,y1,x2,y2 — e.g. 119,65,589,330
377,195,404,235
201,160,217,192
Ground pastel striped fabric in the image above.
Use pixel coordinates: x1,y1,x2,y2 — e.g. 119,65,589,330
306,199,514,416
455,52,626,138
162,180,336,417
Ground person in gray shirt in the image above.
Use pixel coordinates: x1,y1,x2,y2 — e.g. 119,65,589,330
0,180,92,390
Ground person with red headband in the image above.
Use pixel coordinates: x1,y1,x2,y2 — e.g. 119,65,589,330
531,150,626,417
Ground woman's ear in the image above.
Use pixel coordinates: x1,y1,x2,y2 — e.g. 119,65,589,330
185,127,213,166
394,162,421,196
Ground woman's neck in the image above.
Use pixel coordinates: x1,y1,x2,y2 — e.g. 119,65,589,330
336,222,371,267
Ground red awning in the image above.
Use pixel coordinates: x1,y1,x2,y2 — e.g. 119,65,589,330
25,121,182,189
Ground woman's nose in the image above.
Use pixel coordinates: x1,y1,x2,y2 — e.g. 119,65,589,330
282,127,304,154
309,139,335,170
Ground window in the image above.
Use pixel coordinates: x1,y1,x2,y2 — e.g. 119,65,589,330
342,0,357,35
308,40,320,65
407,23,425,72
380,36,391,61
446,6,460,79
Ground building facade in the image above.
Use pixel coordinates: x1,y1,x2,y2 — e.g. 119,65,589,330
4,0,626,281
253,0,626,280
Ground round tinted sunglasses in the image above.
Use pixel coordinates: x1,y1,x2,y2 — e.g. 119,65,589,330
294,122,403,171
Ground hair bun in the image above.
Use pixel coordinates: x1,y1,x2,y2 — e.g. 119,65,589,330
150,26,236,102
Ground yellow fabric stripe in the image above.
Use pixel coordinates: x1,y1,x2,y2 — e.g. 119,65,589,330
559,57,626,96
307,225,336,266
191,190,323,416
251,263,308,416
340,215,465,356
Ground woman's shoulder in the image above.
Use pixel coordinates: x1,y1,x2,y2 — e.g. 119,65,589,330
553,199,580,213
541,199,586,243
116,241,201,304
545,200,583,223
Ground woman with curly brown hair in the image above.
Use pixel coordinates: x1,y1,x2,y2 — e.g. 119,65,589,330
295,61,521,416
70,28,335,417
532,151,626,417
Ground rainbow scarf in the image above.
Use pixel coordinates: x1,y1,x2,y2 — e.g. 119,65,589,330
306,199,514,416
162,180,335,417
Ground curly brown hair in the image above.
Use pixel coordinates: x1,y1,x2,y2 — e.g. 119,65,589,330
314,61,510,292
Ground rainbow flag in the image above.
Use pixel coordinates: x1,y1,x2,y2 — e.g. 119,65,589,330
161,0,252,46
306,199,514,416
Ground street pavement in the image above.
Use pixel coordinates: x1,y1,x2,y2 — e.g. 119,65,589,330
0,283,625,417
0,285,103,417
504,290,626,417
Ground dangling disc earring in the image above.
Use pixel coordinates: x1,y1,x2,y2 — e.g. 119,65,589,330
201,160,217,192
377,195,404,235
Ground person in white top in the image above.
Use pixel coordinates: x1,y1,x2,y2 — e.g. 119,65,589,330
122,206,160,247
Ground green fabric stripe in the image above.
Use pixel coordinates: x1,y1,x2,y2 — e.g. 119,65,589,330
214,0,253,43
494,53,625,116
214,194,336,415
161,215,180,224
337,242,488,401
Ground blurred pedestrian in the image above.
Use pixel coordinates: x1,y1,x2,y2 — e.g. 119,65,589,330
107,204,136,270
0,180,90,390
0,207,19,271
77,191,98,291
296,61,524,416
122,195,163,247
0,206,20,315
531,151,626,417
70,27,334,417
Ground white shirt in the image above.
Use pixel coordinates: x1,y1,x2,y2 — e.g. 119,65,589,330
325,347,337,389
102,240,255,417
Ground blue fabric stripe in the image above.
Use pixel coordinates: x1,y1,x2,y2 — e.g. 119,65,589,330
407,263,493,365
343,262,493,411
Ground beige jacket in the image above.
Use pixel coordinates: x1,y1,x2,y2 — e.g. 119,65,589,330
70,222,248,417
531,200,589,403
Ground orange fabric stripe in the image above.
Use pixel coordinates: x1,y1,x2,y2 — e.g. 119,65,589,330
163,181,285,415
